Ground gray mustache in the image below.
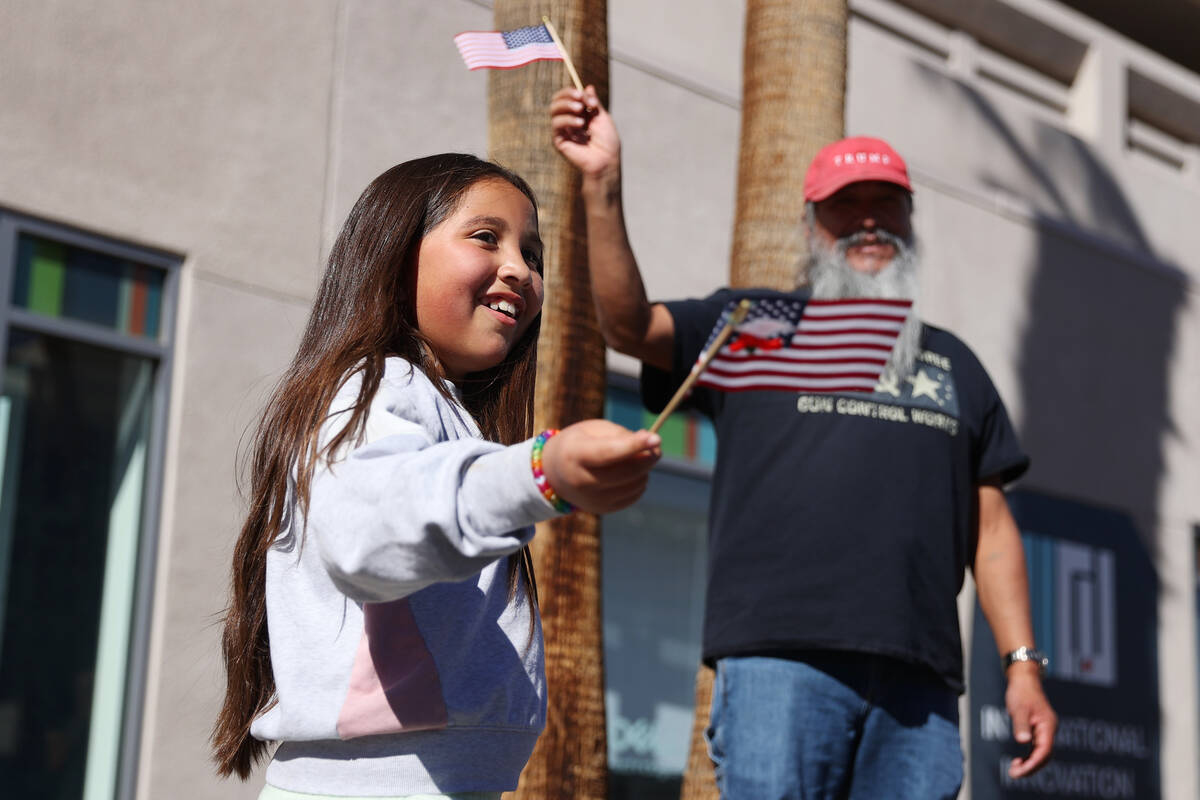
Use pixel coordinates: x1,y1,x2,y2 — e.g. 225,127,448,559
838,229,907,251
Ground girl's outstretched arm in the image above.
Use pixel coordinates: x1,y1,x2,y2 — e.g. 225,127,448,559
307,365,658,603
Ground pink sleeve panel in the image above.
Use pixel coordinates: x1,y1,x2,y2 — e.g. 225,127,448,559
336,599,448,739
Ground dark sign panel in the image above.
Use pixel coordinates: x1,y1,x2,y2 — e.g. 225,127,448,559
970,491,1159,799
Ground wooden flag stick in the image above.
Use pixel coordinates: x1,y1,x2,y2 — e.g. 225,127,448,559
649,299,753,434
542,16,585,92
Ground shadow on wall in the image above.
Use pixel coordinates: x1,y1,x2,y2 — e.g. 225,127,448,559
911,63,1183,799
911,62,1186,559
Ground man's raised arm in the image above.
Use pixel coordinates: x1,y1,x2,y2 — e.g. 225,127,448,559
550,85,676,372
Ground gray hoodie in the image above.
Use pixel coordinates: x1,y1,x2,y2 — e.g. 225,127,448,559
250,357,559,795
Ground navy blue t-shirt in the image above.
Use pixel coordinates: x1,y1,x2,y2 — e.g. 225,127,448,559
643,288,1028,691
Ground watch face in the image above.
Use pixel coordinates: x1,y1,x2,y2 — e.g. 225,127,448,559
1004,648,1048,675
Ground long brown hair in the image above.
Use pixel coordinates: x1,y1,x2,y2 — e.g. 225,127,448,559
212,154,542,779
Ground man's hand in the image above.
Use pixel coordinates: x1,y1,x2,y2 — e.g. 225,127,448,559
1005,666,1057,778
973,483,1058,778
550,85,621,182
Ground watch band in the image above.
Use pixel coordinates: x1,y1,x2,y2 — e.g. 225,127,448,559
1002,646,1049,676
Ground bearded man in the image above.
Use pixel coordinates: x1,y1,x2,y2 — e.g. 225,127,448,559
551,87,1057,800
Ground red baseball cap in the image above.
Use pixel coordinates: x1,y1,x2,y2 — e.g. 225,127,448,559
802,136,912,202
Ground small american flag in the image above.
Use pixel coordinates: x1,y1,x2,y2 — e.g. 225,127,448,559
696,297,912,393
454,24,564,71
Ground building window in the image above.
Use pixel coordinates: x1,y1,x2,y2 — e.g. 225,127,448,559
0,212,177,800
604,378,713,798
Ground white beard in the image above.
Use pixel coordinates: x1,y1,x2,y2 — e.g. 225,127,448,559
807,229,923,380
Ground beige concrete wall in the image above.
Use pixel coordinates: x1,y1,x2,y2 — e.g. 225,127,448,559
611,0,743,104
322,0,491,258
1,0,1196,798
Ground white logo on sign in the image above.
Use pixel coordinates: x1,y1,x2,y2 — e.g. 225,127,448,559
1055,542,1116,686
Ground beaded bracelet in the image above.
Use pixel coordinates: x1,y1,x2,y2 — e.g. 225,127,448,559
531,429,575,514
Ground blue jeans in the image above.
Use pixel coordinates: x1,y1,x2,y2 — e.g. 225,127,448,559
706,653,962,800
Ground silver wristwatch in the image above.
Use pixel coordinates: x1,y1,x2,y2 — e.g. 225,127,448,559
1002,646,1048,676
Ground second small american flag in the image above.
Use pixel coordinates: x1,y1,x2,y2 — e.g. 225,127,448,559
696,297,913,393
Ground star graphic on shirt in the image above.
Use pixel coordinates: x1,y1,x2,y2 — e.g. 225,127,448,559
875,372,902,397
906,369,941,403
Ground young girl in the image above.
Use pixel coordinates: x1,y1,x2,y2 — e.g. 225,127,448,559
211,154,660,799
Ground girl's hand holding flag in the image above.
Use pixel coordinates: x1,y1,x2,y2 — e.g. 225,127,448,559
542,419,661,513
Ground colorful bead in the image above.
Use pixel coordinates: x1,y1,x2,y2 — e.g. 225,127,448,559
531,429,574,514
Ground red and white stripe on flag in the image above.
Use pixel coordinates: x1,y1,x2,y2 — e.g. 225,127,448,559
454,25,564,70
697,298,912,393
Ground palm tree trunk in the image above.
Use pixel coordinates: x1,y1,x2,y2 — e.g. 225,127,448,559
679,665,717,800
681,2,847,798
729,0,848,290
488,2,610,798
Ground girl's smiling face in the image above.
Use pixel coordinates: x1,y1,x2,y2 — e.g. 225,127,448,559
414,178,545,382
